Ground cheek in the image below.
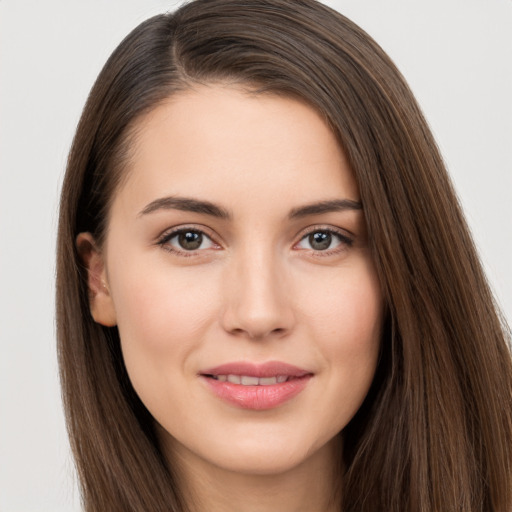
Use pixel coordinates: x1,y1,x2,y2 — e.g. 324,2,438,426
108,261,221,401
112,262,218,346
302,259,382,355
332,280,381,359
299,259,382,418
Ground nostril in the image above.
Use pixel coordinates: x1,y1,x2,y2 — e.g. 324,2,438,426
252,326,289,340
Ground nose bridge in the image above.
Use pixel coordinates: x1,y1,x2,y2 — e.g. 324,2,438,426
221,240,294,339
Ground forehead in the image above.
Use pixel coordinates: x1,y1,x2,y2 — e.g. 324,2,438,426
113,85,359,216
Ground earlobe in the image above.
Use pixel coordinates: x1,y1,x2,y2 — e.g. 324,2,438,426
76,232,117,327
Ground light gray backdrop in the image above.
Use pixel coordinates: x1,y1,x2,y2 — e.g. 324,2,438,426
1,1,510,510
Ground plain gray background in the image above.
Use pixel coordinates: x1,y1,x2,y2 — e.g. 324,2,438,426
1,1,511,510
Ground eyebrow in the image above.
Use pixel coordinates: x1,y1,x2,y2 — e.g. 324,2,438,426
288,199,362,219
139,196,231,219
138,196,362,220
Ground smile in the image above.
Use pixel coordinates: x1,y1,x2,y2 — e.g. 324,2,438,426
200,362,313,410
208,375,289,385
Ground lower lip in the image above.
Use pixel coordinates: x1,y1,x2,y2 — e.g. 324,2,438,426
202,375,312,410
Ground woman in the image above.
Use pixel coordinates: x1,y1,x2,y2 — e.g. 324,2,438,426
56,0,512,510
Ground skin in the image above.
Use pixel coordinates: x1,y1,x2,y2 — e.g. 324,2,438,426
78,85,383,512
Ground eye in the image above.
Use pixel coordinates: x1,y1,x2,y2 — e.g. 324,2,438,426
158,228,217,253
295,229,353,252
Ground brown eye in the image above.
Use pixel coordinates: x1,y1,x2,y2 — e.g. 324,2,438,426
295,228,353,253
159,228,216,253
178,231,203,250
308,231,332,251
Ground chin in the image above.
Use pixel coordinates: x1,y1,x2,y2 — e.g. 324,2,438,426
160,419,340,478
215,445,310,476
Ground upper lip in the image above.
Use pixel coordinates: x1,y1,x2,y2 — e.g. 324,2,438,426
200,361,312,378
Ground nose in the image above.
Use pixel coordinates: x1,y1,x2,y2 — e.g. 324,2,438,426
220,248,295,340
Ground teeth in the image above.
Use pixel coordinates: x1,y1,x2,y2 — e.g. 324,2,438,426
213,374,289,386
241,376,259,385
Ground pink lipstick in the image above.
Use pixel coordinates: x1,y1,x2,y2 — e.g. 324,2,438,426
200,361,313,410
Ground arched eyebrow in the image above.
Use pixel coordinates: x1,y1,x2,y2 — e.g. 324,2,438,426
138,196,231,219
288,199,362,219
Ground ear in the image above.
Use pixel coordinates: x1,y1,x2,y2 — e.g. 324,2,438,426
76,232,117,327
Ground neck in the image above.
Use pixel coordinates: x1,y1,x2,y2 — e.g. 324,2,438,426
167,435,342,512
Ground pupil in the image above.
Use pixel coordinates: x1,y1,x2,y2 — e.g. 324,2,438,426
178,231,202,250
309,231,331,250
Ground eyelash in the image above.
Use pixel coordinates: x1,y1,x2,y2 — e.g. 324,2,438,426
156,225,354,257
156,226,220,257
294,226,354,256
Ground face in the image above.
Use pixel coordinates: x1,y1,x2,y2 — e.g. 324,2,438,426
82,85,383,477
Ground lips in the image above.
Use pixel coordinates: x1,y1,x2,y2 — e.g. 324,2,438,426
200,361,313,410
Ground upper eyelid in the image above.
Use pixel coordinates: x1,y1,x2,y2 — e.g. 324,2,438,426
157,224,219,243
293,226,355,254
156,226,221,256
295,224,354,240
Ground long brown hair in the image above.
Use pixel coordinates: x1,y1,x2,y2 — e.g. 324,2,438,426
56,1,512,510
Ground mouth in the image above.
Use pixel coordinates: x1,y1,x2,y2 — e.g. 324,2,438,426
206,374,290,385
200,361,313,410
